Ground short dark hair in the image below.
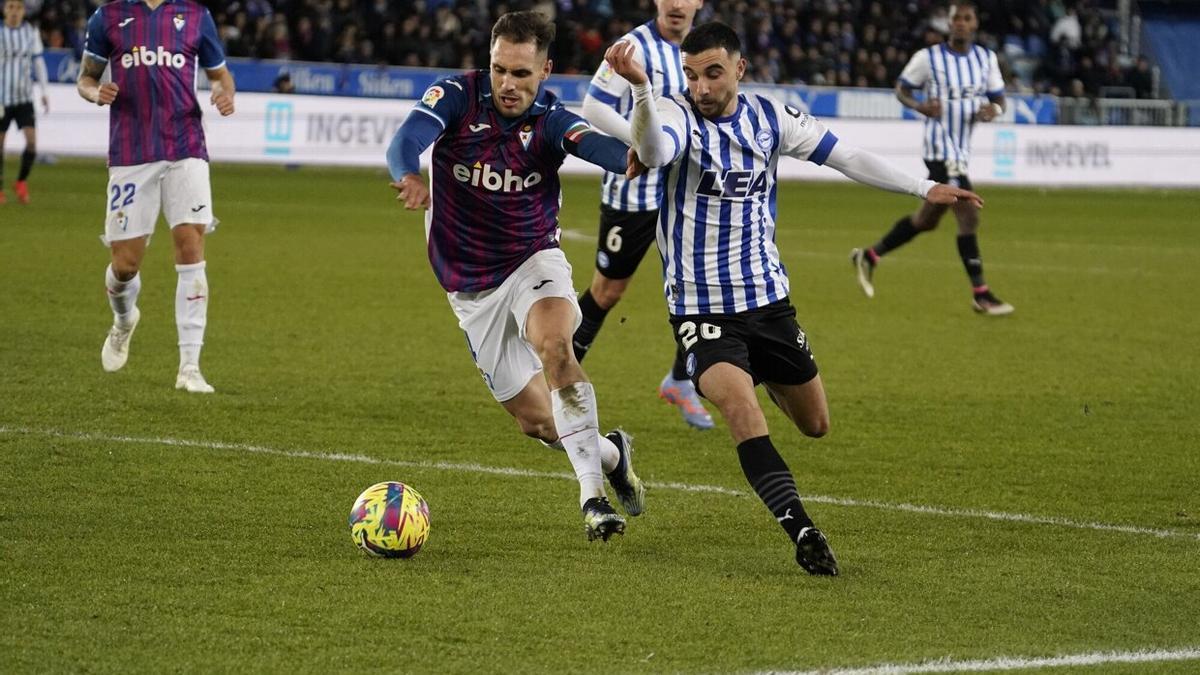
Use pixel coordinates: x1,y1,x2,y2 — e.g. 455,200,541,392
491,11,556,54
681,22,742,57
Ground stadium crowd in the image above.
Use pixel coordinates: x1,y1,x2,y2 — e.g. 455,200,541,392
27,0,1158,98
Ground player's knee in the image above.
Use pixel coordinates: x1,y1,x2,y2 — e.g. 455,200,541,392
913,216,940,231
534,334,575,370
591,279,626,309
719,399,764,432
800,413,830,439
516,416,555,442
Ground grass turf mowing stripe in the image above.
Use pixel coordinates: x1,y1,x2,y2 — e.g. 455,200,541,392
4,425,1197,542
787,645,1200,674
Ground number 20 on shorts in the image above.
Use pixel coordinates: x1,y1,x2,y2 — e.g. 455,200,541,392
677,321,722,350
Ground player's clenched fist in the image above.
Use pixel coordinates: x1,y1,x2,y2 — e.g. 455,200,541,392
211,91,235,116
96,82,119,106
604,40,648,86
391,173,430,210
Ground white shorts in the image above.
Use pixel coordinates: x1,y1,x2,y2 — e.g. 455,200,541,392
102,158,216,245
448,248,582,402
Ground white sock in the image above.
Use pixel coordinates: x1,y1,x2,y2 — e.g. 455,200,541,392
105,265,141,325
598,433,619,474
551,382,606,507
175,261,208,369
548,434,617,473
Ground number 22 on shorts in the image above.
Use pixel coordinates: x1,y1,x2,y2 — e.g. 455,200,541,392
109,183,136,212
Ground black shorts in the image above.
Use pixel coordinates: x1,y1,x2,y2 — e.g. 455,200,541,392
668,297,819,396
925,160,972,191
0,102,36,132
593,204,658,279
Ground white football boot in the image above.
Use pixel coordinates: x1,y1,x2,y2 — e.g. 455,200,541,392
101,307,140,372
176,365,215,393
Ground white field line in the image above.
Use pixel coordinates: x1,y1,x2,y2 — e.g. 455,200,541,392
784,645,1200,675
3,426,1197,542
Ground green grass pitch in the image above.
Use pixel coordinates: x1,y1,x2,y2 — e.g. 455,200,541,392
2,159,1198,673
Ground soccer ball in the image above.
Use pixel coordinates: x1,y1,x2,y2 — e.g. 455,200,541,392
348,481,430,558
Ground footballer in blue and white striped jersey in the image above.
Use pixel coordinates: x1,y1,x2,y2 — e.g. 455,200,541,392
897,32,1004,173
652,91,838,316
850,2,1015,317
606,22,981,572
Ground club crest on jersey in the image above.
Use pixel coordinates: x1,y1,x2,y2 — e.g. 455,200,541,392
756,129,773,151
173,14,185,31
696,169,768,199
519,125,534,150
421,86,445,108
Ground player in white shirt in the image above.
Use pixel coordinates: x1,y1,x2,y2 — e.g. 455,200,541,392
606,22,981,573
850,1,1014,315
574,0,717,430
0,0,49,204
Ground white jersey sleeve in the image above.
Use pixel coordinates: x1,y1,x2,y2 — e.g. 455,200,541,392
775,101,838,164
629,87,687,167
985,49,1005,95
898,48,932,89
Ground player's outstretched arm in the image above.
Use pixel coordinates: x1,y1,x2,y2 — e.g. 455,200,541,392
207,67,236,116
823,142,982,208
77,54,117,106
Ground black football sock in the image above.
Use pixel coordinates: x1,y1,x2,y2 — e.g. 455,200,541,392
572,289,609,362
18,149,35,181
957,234,987,289
737,435,814,542
870,215,921,258
670,344,689,381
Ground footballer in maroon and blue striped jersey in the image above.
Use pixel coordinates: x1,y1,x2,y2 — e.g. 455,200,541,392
79,0,236,395
387,11,646,542
83,0,225,167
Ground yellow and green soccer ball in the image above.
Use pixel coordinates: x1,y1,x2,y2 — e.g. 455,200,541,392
348,481,430,558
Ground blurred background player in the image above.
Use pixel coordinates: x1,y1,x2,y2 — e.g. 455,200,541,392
387,11,645,542
575,0,715,430
0,0,49,205
850,1,1013,316
609,22,981,572
79,0,236,392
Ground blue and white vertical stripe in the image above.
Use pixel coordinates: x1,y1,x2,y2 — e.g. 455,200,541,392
587,21,684,212
0,23,43,107
905,44,1002,167
657,94,835,316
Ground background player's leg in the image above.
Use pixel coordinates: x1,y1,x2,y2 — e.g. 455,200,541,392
572,272,628,361
699,363,834,572
954,201,1014,315
172,223,213,391
15,125,35,202
0,128,7,202
851,201,948,298
101,237,148,372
